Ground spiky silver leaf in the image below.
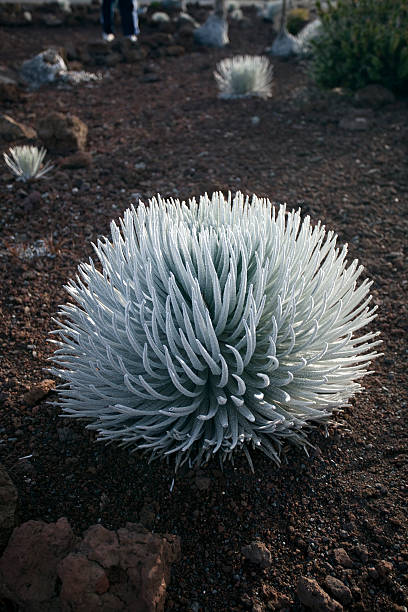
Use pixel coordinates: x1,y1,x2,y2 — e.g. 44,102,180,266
215,56,273,100
296,19,323,57
50,192,380,470
3,145,53,182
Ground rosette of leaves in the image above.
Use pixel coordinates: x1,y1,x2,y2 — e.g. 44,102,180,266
311,0,408,93
215,55,273,99
3,145,53,182
50,192,380,470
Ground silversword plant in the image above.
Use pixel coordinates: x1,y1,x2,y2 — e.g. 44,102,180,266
50,192,380,470
3,145,53,182
215,55,273,99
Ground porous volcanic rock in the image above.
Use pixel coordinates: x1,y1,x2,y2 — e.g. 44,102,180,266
0,519,180,612
333,547,353,568
0,517,76,608
37,111,88,153
59,150,93,169
0,464,17,552
241,541,272,568
297,576,343,612
22,379,56,407
324,576,352,606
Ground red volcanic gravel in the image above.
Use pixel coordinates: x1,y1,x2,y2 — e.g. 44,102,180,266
0,5,407,611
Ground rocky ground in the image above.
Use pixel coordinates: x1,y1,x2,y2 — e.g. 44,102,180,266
0,2,407,611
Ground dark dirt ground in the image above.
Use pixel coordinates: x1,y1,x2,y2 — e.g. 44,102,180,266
0,3,407,611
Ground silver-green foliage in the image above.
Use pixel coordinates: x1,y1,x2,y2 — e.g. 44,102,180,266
214,56,273,99
50,192,380,470
3,145,53,182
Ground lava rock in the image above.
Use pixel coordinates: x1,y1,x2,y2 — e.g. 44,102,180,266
353,543,369,563
324,576,352,606
120,42,148,63
195,476,211,491
241,541,272,568
22,379,56,407
262,583,292,609
0,465,17,552
333,548,353,568
166,45,185,56
0,517,76,607
0,519,180,612
59,151,93,169
376,559,393,578
21,190,42,212
297,576,343,612
37,111,88,153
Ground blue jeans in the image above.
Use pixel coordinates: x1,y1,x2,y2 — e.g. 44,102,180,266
101,0,139,36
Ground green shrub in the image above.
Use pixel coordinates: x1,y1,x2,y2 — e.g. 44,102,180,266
310,0,408,94
287,8,310,35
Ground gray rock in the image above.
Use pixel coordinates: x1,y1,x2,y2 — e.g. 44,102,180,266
194,14,229,48
20,48,67,90
339,116,370,132
19,48,100,90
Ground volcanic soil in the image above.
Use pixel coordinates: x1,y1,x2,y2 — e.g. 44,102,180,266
0,5,407,611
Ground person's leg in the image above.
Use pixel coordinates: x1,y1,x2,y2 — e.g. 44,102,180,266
101,0,115,34
118,0,139,36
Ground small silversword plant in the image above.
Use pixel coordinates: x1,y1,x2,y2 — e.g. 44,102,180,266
50,192,380,471
3,145,53,182
214,55,273,99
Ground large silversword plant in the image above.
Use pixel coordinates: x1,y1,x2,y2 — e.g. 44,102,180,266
50,192,380,470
